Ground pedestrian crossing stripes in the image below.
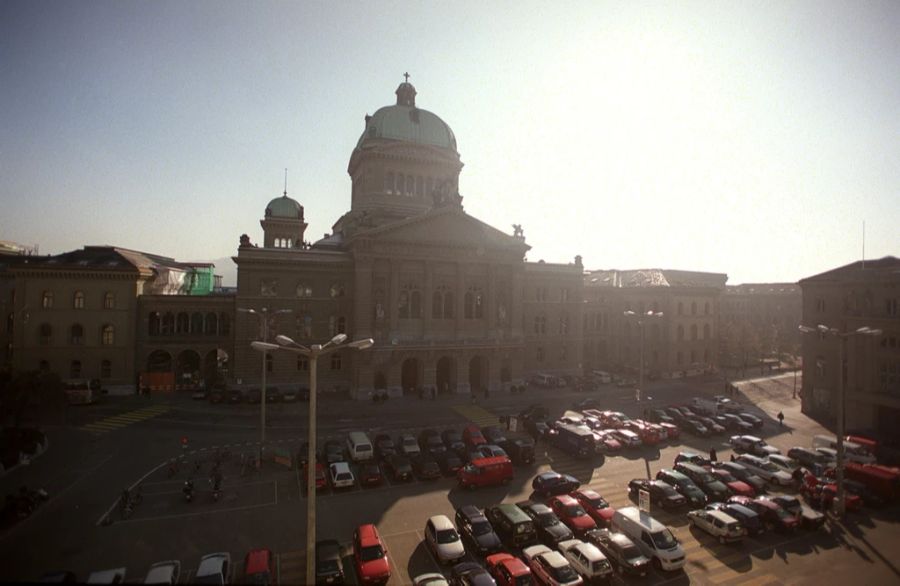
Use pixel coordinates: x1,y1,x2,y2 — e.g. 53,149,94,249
80,405,170,434
452,404,502,427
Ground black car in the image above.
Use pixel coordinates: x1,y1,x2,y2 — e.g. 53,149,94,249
698,416,726,435
418,429,447,455
323,440,345,464
451,562,495,586
441,429,466,455
455,505,502,556
373,434,396,460
517,501,575,546
499,438,535,466
627,479,687,510
384,455,413,482
434,451,464,476
647,409,675,424
735,412,764,429
706,502,763,536
720,413,754,432
315,539,345,585
531,471,580,497
585,529,651,578
297,442,320,467
411,454,441,480
481,426,507,445
681,418,710,437
674,462,731,502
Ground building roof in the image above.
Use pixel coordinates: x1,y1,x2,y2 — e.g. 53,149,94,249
726,283,799,295
584,268,727,289
265,194,304,220
355,82,457,151
800,256,900,284
12,246,214,282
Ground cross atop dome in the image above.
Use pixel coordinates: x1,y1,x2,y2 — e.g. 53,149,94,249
403,72,410,83
395,73,417,107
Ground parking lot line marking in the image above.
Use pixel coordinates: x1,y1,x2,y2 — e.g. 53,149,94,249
109,498,277,525
731,574,779,586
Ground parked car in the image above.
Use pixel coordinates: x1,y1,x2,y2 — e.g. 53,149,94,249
373,434,396,460
486,504,538,549
610,429,642,448
532,472,580,497
455,505,502,556
485,553,532,586
687,508,745,543
458,456,514,489
324,440,345,464
705,502,763,536
570,488,615,527
412,574,449,586
655,469,707,507
315,540,345,585
424,515,466,565
710,468,755,497
246,388,261,404
435,451,464,476
734,412,764,429
359,462,384,487
195,552,232,585
521,545,583,586
713,461,767,494
728,496,799,533
499,438,535,466
264,386,281,403
681,418,710,437
450,562,494,585
475,444,508,460
243,549,273,585
787,446,834,471
627,479,687,510
524,418,552,440
441,429,467,455
143,560,180,585
698,416,726,435
674,462,731,502
584,529,650,578
767,454,801,476
593,430,623,453
558,539,613,584
304,461,328,491
398,433,421,457
548,495,597,536
86,568,127,584
329,462,355,489
673,451,711,468
353,524,391,584
517,501,575,546
412,454,442,480
384,455,413,482
418,429,446,455
481,426,507,445
280,387,299,402
734,454,793,486
720,413,754,432
463,425,488,451
729,435,780,457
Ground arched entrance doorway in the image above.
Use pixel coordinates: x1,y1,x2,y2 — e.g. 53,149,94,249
204,349,229,387
469,355,488,393
176,350,201,387
436,356,457,395
401,358,420,395
147,350,172,372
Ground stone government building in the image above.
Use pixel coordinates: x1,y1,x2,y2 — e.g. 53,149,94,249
5,80,743,398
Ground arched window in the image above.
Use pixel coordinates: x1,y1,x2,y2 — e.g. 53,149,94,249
219,313,230,335
101,324,115,345
162,312,175,335
703,324,710,339
443,291,454,319
410,290,421,318
690,324,698,340
297,314,312,338
191,312,203,333
39,323,52,345
70,360,82,378
70,324,84,345
101,360,112,378
176,312,190,334
148,312,161,335
204,312,217,335
73,291,84,309
331,353,342,370
297,356,308,371
677,325,684,341
296,283,313,298
399,283,421,319
104,292,115,309
42,291,53,309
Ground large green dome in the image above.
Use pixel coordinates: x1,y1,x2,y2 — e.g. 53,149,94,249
265,195,303,219
356,82,457,151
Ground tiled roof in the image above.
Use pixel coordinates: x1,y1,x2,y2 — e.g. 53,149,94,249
584,268,727,289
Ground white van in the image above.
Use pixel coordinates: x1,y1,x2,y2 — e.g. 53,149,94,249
611,507,685,571
347,431,374,462
812,434,876,464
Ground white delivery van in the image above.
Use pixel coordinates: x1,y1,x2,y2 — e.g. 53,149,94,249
611,507,685,572
347,431,374,462
812,434,876,464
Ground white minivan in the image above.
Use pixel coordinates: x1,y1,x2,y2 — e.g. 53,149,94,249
347,431,374,462
611,507,685,572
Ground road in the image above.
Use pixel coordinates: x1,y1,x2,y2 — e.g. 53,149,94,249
1,371,898,584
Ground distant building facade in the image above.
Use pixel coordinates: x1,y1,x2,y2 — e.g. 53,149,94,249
799,257,900,439
582,269,727,380
720,283,802,368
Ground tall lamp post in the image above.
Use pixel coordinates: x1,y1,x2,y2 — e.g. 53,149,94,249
624,310,664,401
240,307,292,460
798,324,881,516
253,332,374,586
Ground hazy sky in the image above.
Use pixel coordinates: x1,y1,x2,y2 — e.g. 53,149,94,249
2,0,898,285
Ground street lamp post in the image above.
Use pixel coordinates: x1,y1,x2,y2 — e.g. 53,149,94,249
624,310,664,401
240,307,291,460
254,332,374,586
798,324,881,516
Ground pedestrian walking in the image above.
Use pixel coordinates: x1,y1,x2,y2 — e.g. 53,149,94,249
709,447,717,462
777,411,785,426
730,453,736,462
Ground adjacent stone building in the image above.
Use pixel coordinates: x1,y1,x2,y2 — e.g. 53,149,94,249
720,283,801,368
799,256,900,439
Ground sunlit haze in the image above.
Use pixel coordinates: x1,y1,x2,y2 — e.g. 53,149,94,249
2,0,898,284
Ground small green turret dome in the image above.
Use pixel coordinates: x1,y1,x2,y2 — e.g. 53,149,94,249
265,195,303,220
356,81,457,151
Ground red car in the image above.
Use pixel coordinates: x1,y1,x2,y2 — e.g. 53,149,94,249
802,480,863,512
570,488,615,527
548,494,597,536
463,424,487,451
304,462,328,490
359,462,384,487
353,524,391,584
594,430,622,453
658,422,680,440
623,421,660,445
711,468,755,497
729,496,799,533
244,548,273,584
486,552,532,586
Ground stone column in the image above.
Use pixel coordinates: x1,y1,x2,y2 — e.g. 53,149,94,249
354,259,373,338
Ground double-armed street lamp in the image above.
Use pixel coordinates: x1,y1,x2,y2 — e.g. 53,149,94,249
798,324,881,516
251,332,374,586
623,310,664,401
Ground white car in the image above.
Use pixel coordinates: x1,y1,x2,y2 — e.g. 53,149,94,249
425,515,465,564
729,435,780,456
329,462,355,489
412,573,450,586
86,568,127,584
558,539,613,583
144,560,180,585
687,509,745,544
735,454,792,486
612,429,643,448
767,454,800,475
522,544,583,586
195,552,231,585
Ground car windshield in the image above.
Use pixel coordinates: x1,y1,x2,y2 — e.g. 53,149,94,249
592,559,612,573
759,461,778,472
651,529,678,550
566,505,586,517
537,512,559,526
360,545,384,562
471,520,492,536
775,507,794,520
623,545,643,562
403,437,417,446
696,471,716,483
436,529,459,544
515,522,534,534
588,496,609,508
549,563,578,582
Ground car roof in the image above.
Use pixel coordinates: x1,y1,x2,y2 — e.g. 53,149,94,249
541,551,569,568
316,541,341,560
608,531,634,547
458,505,484,519
357,524,381,546
553,494,577,505
705,509,738,523
428,515,455,530
331,462,351,473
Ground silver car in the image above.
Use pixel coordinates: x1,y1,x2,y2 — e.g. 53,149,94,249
735,454,792,486
144,560,180,585
425,515,465,564
195,552,232,585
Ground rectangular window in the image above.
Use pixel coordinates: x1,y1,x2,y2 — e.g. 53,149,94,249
330,353,342,370
297,356,308,371
816,298,826,313
104,292,116,309
887,298,898,317
536,346,544,362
